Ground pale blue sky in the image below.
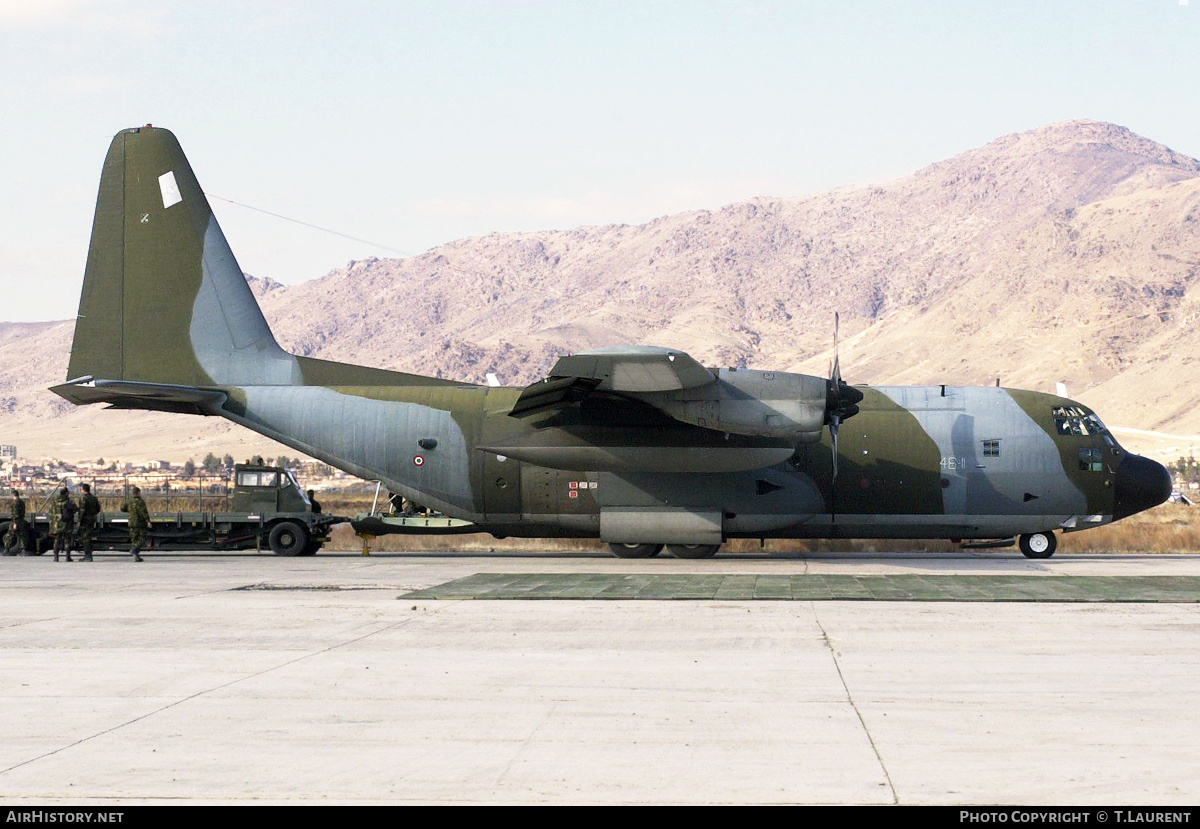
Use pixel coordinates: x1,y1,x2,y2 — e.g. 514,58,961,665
2,0,1197,321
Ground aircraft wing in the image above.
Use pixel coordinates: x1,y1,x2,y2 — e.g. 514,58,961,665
496,346,827,472
510,346,715,416
508,345,832,448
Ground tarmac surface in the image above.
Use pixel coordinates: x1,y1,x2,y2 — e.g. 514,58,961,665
2,548,1199,805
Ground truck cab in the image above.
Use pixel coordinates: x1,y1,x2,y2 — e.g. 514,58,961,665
232,464,313,514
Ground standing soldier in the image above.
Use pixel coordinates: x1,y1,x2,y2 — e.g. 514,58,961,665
77,483,101,562
120,486,148,562
4,488,26,556
49,486,77,562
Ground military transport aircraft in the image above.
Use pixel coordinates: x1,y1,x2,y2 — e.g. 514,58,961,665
52,126,1172,559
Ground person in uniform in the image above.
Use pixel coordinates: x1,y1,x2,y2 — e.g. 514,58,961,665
49,486,76,562
306,489,322,514
77,483,101,562
4,489,26,556
120,486,149,562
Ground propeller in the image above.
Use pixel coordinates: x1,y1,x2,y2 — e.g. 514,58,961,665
825,313,864,484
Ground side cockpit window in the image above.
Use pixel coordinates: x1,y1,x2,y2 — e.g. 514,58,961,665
982,440,1000,457
1085,413,1109,434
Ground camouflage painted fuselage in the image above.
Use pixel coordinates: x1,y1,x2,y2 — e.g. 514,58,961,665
53,126,1171,547
206,376,1125,540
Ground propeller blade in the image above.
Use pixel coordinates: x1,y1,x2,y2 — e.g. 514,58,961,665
830,312,841,390
824,311,861,488
830,414,840,483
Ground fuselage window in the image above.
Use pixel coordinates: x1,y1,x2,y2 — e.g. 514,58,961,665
1079,447,1103,472
982,440,1000,457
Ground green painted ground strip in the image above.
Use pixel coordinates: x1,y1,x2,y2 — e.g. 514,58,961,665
401,574,1200,602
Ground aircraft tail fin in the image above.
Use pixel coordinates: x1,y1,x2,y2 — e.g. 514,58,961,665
64,125,296,391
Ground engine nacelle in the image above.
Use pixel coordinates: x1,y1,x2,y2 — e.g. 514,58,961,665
642,368,830,441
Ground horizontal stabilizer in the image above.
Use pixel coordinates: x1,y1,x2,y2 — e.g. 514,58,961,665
50,377,227,416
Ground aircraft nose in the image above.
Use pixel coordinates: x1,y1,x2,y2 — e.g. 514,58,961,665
1112,453,1172,520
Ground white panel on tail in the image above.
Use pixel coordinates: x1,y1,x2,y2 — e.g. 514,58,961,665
158,171,182,208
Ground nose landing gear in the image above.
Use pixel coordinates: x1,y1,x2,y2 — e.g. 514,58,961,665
1018,532,1057,559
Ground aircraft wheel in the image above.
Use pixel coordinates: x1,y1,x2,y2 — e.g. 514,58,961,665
298,540,322,557
268,521,309,557
608,543,663,559
666,543,721,559
1018,532,1057,559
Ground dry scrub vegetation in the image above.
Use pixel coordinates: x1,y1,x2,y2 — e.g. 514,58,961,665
1057,503,1200,553
324,502,1198,555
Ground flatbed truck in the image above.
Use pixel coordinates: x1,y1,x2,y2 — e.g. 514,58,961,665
3,464,346,556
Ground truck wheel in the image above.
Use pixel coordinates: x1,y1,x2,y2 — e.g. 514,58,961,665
299,540,322,556
607,543,663,558
34,535,52,556
666,543,721,559
268,521,309,557
1018,532,1057,559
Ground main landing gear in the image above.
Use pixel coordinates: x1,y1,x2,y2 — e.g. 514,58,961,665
607,543,662,558
607,543,723,559
1018,531,1057,559
665,543,721,559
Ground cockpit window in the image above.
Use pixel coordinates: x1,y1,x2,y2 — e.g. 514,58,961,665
1079,448,1103,472
1084,414,1109,434
982,440,1000,457
1053,406,1101,437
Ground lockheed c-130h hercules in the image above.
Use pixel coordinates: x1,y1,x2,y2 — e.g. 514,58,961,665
52,126,1172,559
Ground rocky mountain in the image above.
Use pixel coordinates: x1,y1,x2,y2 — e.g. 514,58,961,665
4,119,1200,462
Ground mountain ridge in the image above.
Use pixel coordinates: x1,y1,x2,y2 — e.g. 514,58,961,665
3,118,1199,462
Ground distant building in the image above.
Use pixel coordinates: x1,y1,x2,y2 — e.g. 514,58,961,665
0,445,16,461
